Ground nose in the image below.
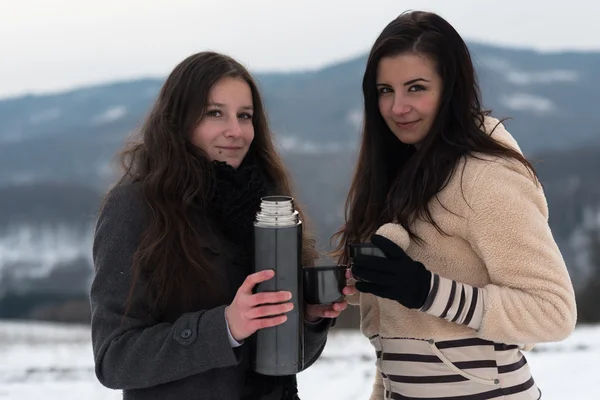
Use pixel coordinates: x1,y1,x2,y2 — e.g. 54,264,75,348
391,95,412,116
224,118,243,138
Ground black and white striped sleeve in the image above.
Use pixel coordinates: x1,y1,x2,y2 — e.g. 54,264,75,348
419,274,485,330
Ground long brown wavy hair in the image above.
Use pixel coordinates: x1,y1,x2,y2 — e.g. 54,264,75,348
106,51,317,316
332,11,537,263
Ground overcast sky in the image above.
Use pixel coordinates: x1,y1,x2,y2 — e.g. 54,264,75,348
0,0,597,98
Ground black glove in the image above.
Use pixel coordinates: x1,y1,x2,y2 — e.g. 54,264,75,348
352,234,432,309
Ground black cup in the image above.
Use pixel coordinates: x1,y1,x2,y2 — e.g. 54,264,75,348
348,243,386,259
348,243,386,282
303,265,346,305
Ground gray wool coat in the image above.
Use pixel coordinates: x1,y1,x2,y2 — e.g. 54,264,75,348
89,183,332,399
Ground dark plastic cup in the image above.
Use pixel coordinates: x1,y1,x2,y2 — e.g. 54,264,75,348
303,265,347,305
348,243,386,282
348,243,385,259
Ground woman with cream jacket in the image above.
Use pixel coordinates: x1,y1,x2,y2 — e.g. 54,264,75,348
334,11,577,400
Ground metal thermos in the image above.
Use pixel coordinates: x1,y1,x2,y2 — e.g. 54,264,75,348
250,195,304,376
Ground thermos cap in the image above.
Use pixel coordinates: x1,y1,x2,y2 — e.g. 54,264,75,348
255,196,299,227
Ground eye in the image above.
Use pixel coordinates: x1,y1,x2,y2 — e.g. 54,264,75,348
206,109,222,117
377,86,393,95
408,84,426,92
238,112,253,120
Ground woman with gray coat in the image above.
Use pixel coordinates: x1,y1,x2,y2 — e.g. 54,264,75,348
90,51,352,400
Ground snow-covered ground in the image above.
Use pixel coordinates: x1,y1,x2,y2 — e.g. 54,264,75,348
0,320,598,399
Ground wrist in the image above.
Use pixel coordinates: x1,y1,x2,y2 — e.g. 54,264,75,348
413,268,432,309
225,306,243,342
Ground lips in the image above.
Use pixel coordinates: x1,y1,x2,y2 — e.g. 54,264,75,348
395,120,420,128
216,146,242,150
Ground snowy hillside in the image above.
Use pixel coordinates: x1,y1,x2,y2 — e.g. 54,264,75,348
0,321,598,399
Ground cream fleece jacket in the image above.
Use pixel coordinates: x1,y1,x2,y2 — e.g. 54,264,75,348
346,117,577,398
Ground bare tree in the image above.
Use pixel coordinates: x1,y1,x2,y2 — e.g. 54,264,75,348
577,226,600,323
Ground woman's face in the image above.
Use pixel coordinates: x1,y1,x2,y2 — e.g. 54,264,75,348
190,76,255,168
376,53,442,147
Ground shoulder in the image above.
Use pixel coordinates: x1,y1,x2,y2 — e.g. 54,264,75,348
102,181,143,209
96,181,148,235
480,116,523,153
100,181,145,218
460,116,534,184
451,117,545,213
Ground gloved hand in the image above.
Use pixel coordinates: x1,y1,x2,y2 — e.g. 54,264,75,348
352,233,432,309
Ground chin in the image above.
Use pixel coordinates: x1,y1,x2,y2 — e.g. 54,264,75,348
222,160,241,169
387,129,426,146
210,148,250,169
220,157,245,169
391,133,423,145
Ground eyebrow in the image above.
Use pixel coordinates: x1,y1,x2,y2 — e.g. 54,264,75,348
207,102,253,110
403,78,430,86
375,78,430,87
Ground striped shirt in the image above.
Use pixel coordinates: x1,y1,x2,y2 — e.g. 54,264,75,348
370,335,541,400
366,268,539,399
421,273,485,331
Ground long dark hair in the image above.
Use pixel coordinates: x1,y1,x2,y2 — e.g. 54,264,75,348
104,52,317,316
332,11,536,263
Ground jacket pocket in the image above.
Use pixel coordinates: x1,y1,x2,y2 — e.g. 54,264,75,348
427,338,499,386
378,337,501,398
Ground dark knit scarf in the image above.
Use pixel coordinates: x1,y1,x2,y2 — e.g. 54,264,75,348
209,154,300,400
209,153,271,274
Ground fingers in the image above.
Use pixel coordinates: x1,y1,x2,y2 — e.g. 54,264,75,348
345,268,355,280
246,302,294,319
320,310,341,318
352,262,393,283
305,301,348,319
346,268,358,287
352,254,394,273
343,285,358,296
355,281,371,293
332,300,348,312
253,314,288,330
239,269,275,294
230,270,295,340
248,290,292,307
355,281,383,297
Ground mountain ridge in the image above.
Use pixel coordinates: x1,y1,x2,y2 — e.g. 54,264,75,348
1,40,599,322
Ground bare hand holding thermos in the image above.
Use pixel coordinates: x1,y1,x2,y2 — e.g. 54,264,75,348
225,269,294,342
225,268,356,341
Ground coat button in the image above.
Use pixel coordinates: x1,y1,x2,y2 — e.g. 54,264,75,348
181,329,192,339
